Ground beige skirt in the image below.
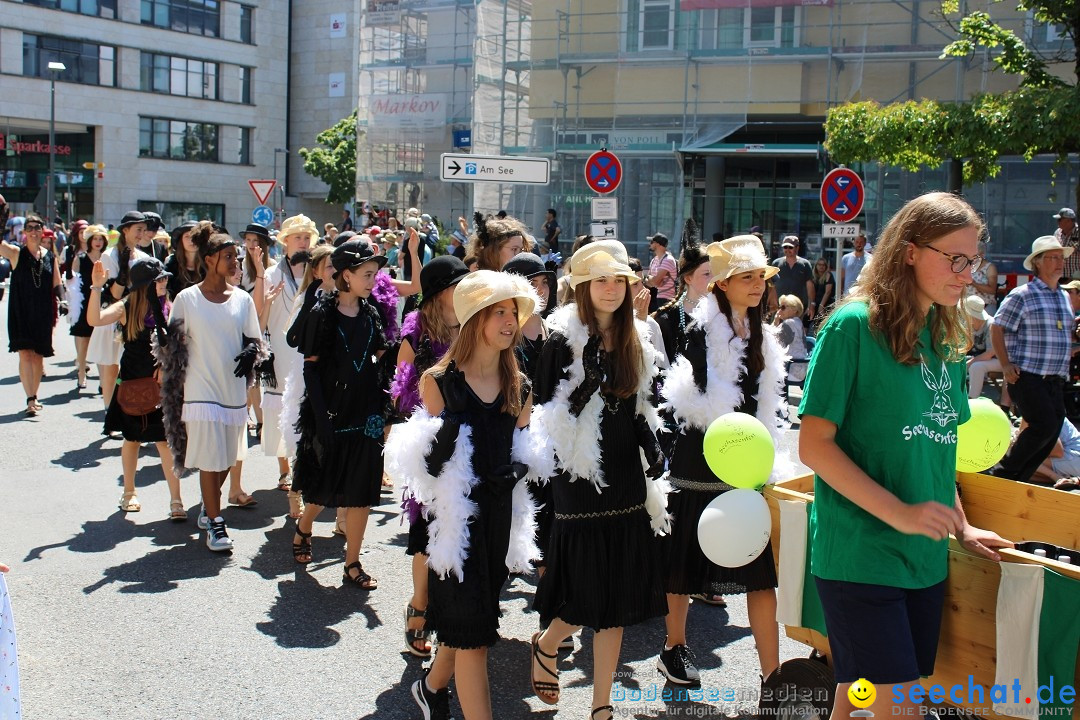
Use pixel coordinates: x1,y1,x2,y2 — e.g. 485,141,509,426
184,420,248,472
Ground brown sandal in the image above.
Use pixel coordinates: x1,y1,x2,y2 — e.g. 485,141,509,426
530,631,560,705
287,489,305,519
276,473,291,491
343,561,377,590
404,604,432,658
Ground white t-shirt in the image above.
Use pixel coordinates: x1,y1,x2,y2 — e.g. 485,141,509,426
169,285,260,423
100,245,149,280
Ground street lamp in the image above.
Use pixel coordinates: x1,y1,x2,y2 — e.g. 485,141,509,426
47,61,66,224
273,148,288,223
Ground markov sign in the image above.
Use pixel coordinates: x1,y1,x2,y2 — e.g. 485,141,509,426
369,93,447,131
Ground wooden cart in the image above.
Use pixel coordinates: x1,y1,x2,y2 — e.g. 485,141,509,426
761,472,1080,719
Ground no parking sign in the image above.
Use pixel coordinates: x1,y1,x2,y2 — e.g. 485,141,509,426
820,168,864,223
584,150,622,195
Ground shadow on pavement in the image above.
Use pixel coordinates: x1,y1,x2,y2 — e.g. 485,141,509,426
255,571,382,648
24,509,196,561
52,436,121,469
82,540,234,594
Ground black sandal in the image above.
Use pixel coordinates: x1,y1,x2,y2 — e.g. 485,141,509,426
530,631,560,705
404,603,432,658
292,525,312,564
343,561,377,590
591,705,614,719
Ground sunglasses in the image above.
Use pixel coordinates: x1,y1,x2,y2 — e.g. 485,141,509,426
24,223,44,231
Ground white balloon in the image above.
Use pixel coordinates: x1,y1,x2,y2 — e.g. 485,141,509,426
696,489,772,568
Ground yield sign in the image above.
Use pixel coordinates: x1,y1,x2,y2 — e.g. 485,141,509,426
584,150,622,195
820,168,864,223
248,179,277,206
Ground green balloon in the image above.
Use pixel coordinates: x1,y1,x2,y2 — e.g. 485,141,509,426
955,398,1012,472
702,412,775,489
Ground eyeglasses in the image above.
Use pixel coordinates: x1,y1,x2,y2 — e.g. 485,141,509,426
923,244,984,273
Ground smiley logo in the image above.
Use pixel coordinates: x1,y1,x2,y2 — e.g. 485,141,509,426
848,678,876,709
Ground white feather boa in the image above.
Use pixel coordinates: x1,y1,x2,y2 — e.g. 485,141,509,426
660,294,794,483
385,409,541,580
65,272,83,327
278,360,304,456
533,304,663,491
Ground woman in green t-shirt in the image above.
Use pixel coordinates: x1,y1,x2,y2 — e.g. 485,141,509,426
799,192,1011,717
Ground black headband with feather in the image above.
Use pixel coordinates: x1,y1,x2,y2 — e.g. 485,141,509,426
677,218,707,277
474,211,495,248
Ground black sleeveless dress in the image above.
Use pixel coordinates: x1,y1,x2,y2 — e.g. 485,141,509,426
69,254,95,337
532,333,667,631
425,368,523,649
104,320,167,443
292,294,388,508
7,246,55,356
661,342,778,596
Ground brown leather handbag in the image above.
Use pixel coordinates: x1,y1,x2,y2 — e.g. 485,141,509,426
116,377,161,416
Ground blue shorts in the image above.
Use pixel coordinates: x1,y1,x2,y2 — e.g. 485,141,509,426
814,577,946,684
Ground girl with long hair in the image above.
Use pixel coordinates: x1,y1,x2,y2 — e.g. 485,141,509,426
163,221,202,300
0,213,61,415
157,223,263,552
86,212,149,412
658,235,788,686
811,256,836,317
390,254,468,658
799,192,1010,718
386,269,542,720
289,240,389,587
88,257,183,519
529,240,670,720
67,224,108,390
652,220,712,365
466,212,532,271
502,252,557,382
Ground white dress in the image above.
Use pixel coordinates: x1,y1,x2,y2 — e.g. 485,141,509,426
86,246,148,366
260,260,304,457
169,286,261,472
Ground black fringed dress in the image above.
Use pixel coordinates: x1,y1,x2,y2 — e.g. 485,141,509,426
292,293,387,508
7,246,55,357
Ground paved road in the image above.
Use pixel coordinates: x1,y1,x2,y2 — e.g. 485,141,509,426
0,294,812,720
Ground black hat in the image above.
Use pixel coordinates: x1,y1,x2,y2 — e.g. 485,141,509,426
129,257,172,291
420,255,469,305
331,239,387,277
243,223,271,243
117,211,147,229
647,232,669,247
333,230,357,248
143,211,164,232
169,221,197,248
502,253,556,290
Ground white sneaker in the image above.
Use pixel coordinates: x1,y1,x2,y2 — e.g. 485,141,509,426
197,505,209,530
206,517,233,552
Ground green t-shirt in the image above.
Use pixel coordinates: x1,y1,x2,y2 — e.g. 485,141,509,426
798,301,970,589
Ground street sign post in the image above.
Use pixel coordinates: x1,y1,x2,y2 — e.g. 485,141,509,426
439,154,550,185
820,168,864,223
252,206,274,226
248,179,277,206
591,197,618,221
584,150,622,195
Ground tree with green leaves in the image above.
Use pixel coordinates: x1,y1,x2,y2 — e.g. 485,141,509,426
824,0,1080,205
298,110,360,205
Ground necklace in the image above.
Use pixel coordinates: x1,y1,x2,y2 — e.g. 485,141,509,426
338,315,374,374
28,247,44,289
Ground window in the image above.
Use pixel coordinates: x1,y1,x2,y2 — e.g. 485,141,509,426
239,5,253,44
640,0,674,50
23,34,115,87
139,117,219,161
698,7,799,50
238,127,251,165
138,201,224,229
140,53,218,99
238,66,252,104
22,0,117,18
141,0,220,37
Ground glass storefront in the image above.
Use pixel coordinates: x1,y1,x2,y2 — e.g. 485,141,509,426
0,129,96,222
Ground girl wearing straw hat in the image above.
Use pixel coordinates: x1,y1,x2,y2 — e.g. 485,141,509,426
385,269,543,720
657,235,790,687
528,239,671,720
289,239,389,588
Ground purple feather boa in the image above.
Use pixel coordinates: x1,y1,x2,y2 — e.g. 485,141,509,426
390,362,421,413
372,271,400,343
400,494,424,525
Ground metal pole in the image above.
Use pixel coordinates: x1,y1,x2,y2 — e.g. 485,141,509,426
48,75,56,222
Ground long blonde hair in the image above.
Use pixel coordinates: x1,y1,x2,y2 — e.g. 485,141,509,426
842,191,981,364
299,245,333,292
426,303,525,416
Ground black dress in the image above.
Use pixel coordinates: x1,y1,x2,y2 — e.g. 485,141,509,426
292,294,387,508
662,341,778,596
426,368,524,649
69,254,94,337
652,300,690,366
164,254,198,300
104,318,167,443
7,246,55,357
533,333,667,630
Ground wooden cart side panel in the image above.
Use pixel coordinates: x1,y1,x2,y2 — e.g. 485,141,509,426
957,473,1080,551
